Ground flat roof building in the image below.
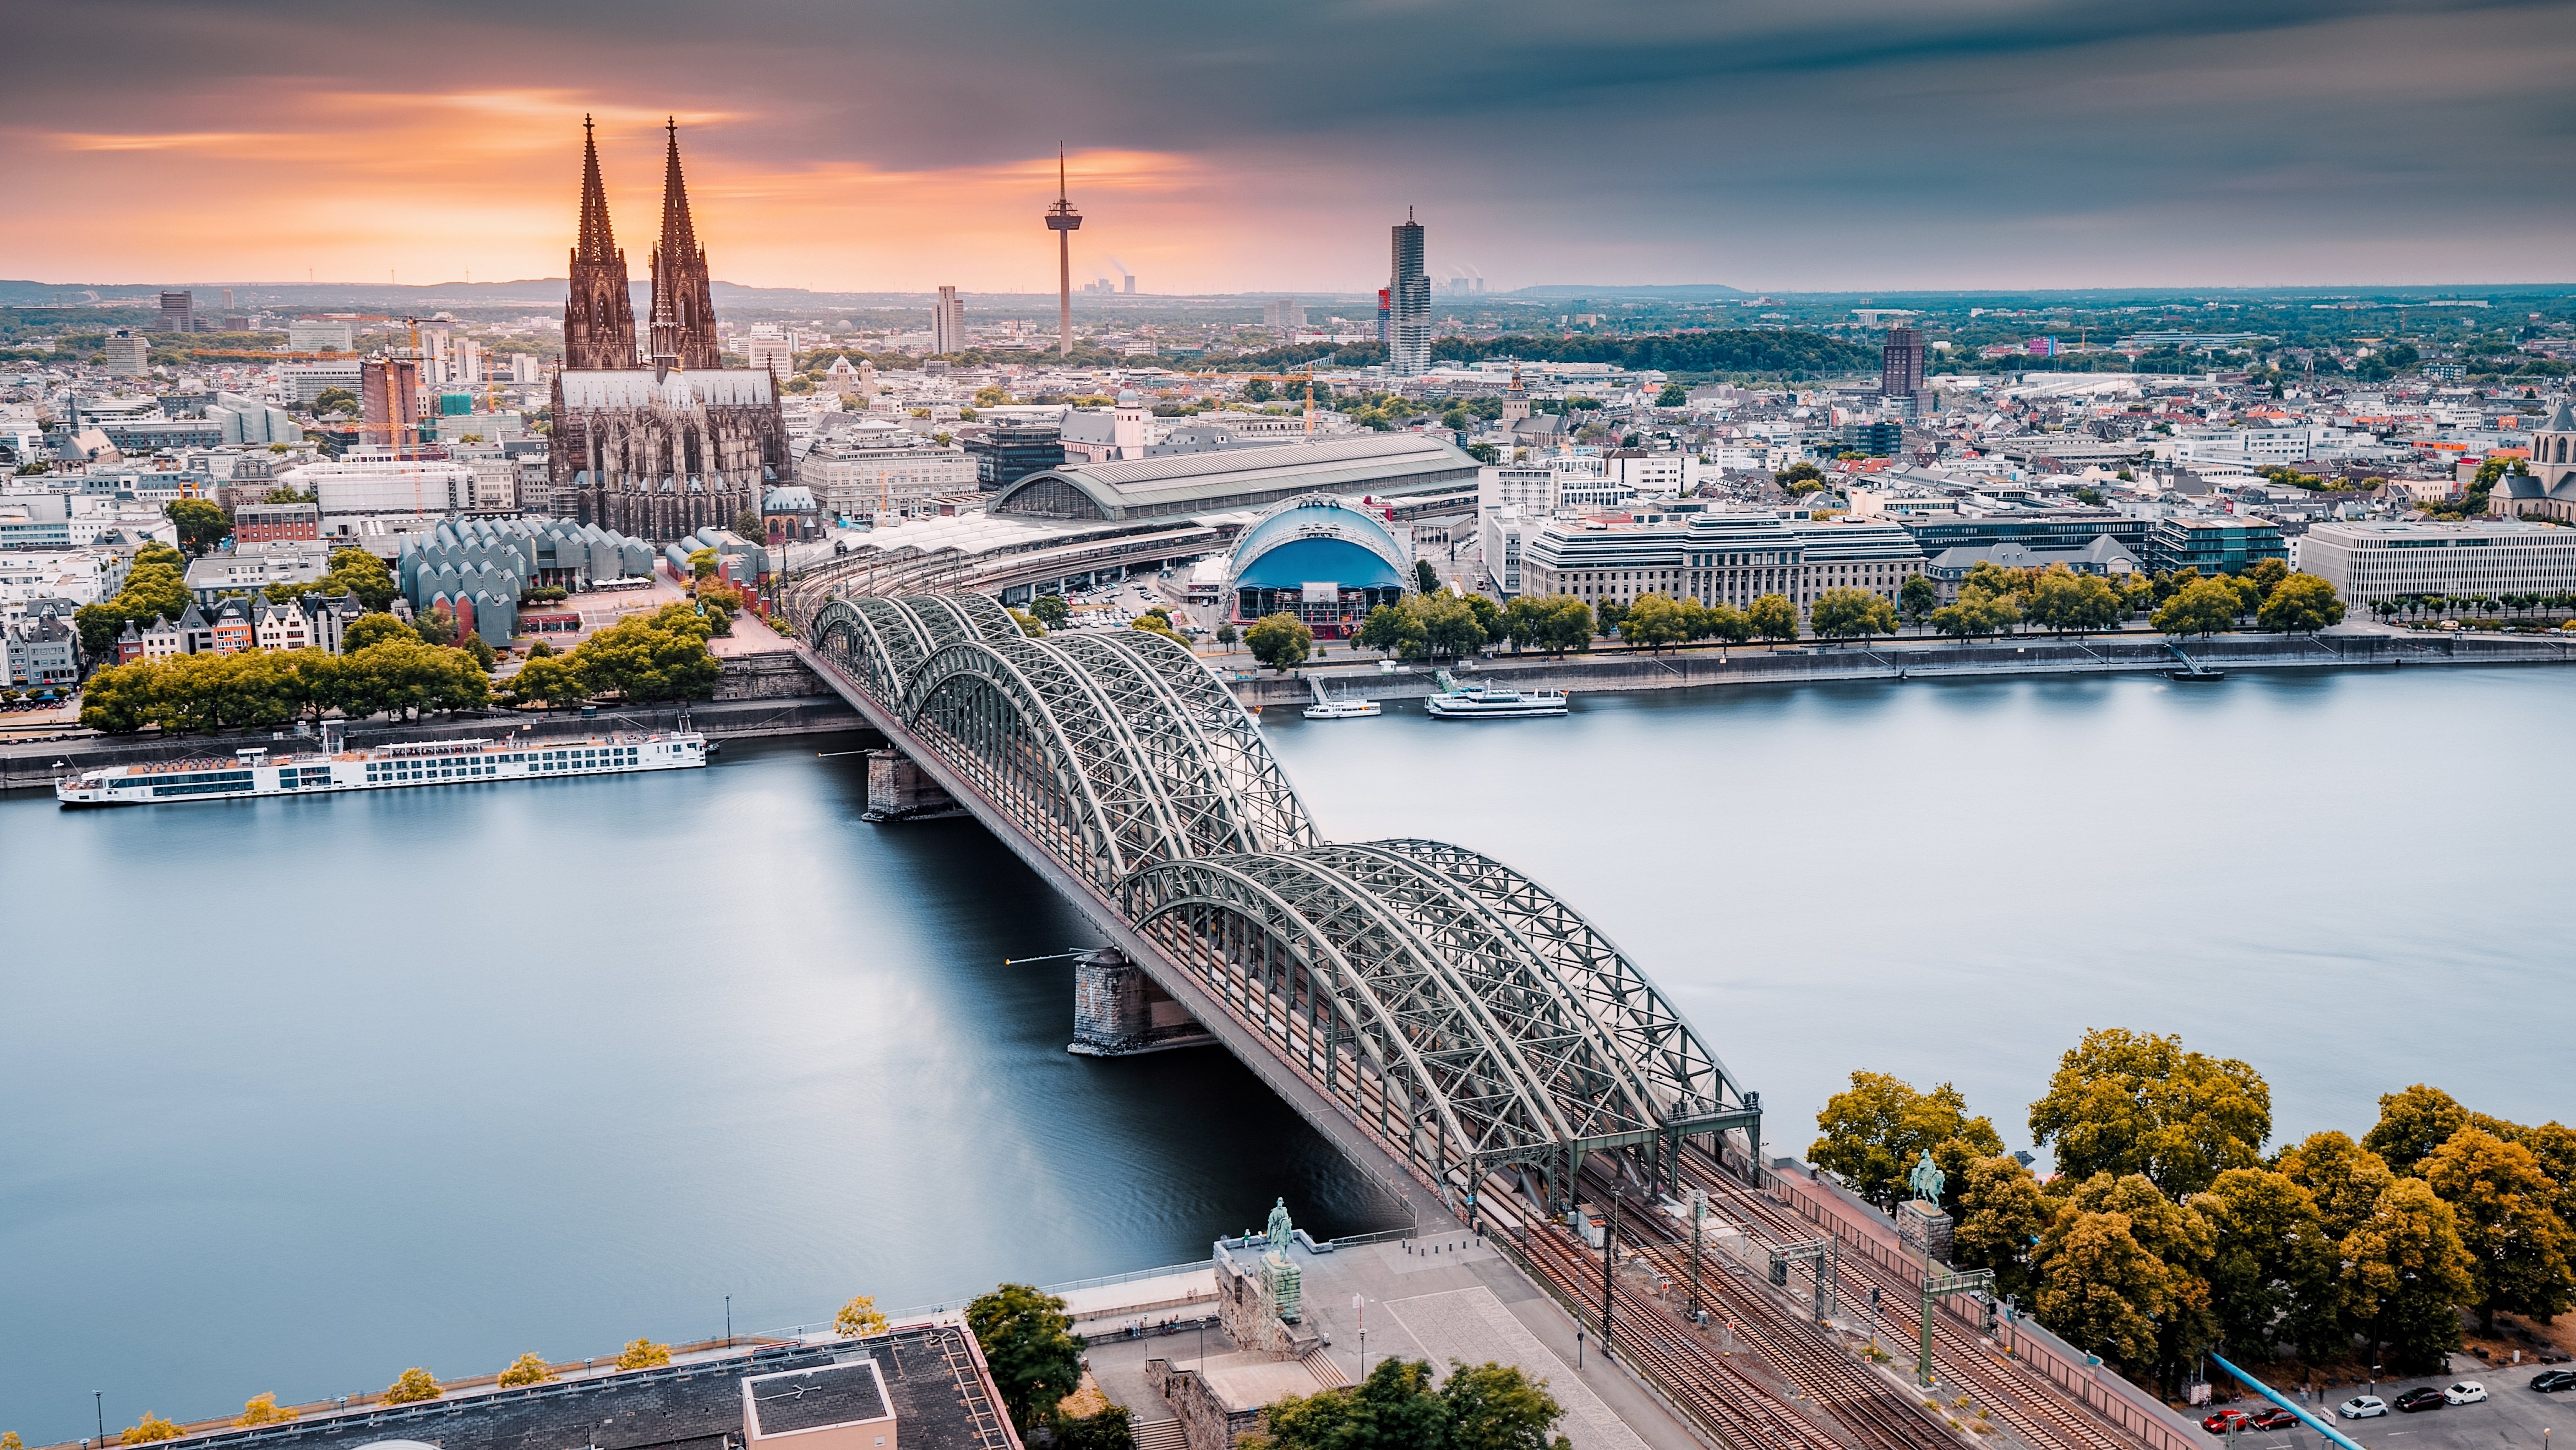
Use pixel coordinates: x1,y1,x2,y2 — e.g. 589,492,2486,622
1521,509,1924,622
2142,515,2288,577
2299,517,2576,604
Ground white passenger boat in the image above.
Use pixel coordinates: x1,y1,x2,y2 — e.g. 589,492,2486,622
57,721,706,808
1422,670,1569,719
1303,676,1381,719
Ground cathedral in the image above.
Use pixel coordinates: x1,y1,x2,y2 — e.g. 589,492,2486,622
548,117,792,542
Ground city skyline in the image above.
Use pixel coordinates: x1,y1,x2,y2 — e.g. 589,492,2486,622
7,1,2576,295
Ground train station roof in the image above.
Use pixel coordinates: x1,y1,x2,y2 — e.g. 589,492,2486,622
989,434,1480,523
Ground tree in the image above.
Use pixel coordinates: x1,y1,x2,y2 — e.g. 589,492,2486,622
1357,599,1429,659
2278,1131,2398,1245
413,607,458,647
2049,1173,2218,1392
1747,592,1799,641
1955,1154,2057,1300
1695,600,1753,646
1595,599,1629,635
1031,593,1071,630
1215,623,1237,646
1422,593,1487,658
616,1338,672,1370
1656,382,1689,407
1929,585,2018,642
2199,1168,2337,1363
1056,1405,1136,1450
2419,1126,2574,1329
318,549,398,611
2154,577,2242,637
1415,558,1441,595
1900,574,1939,629
238,1394,299,1427
496,1353,554,1387
1809,586,1898,641
687,547,719,581
2258,573,2344,633
834,1294,890,1338
572,606,722,702
2339,1176,2476,1373
167,497,231,552
1253,1357,1569,1450
2245,558,2290,596
1131,613,1182,642
1245,613,1313,673
2026,1028,2270,1200
1620,592,1691,652
2026,568,2122,635
1534,597,1595,656
124,1415,185,1443
1009,607,1046,638
338,640,492,719
382,1367,442,1404
1808,1071,2004,1213
504,653,585,708
734,508,767,542
2031,1207,2175,1378
966,1284,1083,1436
313,385,359,414
1438,1360,1574,1450
2361,1084,2470,1175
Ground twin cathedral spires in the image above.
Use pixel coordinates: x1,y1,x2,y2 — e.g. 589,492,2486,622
563,115,721,373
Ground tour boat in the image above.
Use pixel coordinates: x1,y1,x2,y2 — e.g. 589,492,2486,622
57,721,706,808
1303,677,1381,719
1423,671,1569,719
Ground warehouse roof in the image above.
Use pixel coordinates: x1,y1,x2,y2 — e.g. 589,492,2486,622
988,434,1479,522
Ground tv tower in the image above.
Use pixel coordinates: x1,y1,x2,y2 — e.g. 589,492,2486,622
1044,144,1082,359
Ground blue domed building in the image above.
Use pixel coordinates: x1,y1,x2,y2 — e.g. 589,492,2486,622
1224,493,1415,637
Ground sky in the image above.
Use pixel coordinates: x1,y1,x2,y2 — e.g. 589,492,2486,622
6,0,2576,296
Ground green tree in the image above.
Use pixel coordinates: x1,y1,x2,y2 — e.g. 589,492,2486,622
1900,574,1939,629
1747,592,1799,641
1809,586,1898,641
1619,592,1691,652
2154,577,2242,637
734,508,767,541
1415,558,1441,595
1009,607,1046,638
1245,613,1313,672
2026,568,2122,635
167,497,231,551
2419,1126,2575,1329
496,1354,554,1388
966,1284,1083,1436
687,547,719,581
504,653,585,708
2244,558,2290,596
237,1394,298,1427
2199,1168,2337,1363
1031,593,1071,630
318,548,398,611
615,1338,670,1370
834,1294,890,1338
2278,1131,2399,1245
2031,1206,2175,1378
124,1414,187,1443
1055,1405,1135,1450
1535,597,1595,656
1809,1071,2004,1213
1929,585,2018,642
571,605,721,702
1438,1360,1574,1450
2257,573,2344,633
1254,1356,1569,1450
1357,599,1429,659
412,607,459,647
2340,1176,2476,1373
1955,1154,2057,1300
1656,382,1689,407
2026,1028,2270,1200
381,1367,442,1404
337,640,492,719
1422,592,1487,658
2049,1173,2218,1391
342,613,421,652
2361,1084,2470,1175
1214,623,1237,646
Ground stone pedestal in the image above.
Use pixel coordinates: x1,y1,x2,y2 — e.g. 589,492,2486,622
1069,950,1213,1056
1896,1199,1955,1266
862,749,964,822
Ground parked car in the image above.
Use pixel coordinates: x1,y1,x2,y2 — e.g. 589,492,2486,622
2250,1409,2300,1431
2337,1398,2387,1420
2444,1382,2488,1405
2202,1411,2252,1435
2530,1370,2576,1393
2395,1387,2448,1413
2541,1350,2572,1365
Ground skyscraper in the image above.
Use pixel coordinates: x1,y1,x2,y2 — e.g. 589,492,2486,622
1044,145,1082,358
1879,325,1925,397
155,290,194,334
1388,210,1429,377
932,286,967,355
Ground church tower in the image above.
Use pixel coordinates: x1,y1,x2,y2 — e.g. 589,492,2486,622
562,116,637,371
649,119,722,371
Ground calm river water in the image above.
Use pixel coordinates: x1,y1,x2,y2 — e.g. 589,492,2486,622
4,666,2568,1440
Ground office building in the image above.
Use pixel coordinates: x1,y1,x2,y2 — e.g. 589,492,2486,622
103,330,151,376
2299,517,2576,604
288,319,356,352
1388,211,1430,377
283,360,363,404
2142,516,2289,577
361,357,423,451
1263,298,1306,334
1519,510,1925,621
1902,509,2147,557
1839,419,1904,456
964,423,1065,492
743,323,793,376
1880,326,1925,397
155,290,195,334
235,501,320,543
1377,288,1391,353
931,286,967,355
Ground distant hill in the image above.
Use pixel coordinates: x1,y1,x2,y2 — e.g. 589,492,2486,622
1509,284,1749,300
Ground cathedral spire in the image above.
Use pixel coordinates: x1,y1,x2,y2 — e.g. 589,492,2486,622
576,113,617,263
648,117,721,370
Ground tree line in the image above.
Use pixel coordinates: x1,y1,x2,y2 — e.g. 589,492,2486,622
1812,1031,2572,1394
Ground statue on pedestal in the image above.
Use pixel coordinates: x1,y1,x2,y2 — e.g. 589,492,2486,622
1908,1149,1945,1206
1266,1196,1295,1252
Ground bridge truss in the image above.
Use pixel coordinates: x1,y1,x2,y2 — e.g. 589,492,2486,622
806,593,1761,1211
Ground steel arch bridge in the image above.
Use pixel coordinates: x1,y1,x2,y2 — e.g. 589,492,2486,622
805,593,1761,1211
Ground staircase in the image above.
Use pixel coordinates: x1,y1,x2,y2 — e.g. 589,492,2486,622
1301,1344,1352,1388
1131,1418,1188,1450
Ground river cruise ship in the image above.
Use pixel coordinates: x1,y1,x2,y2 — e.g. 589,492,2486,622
57,723,706,808
1422,671,1569,719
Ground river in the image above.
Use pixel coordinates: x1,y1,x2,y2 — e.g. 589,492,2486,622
3,666,2567,1440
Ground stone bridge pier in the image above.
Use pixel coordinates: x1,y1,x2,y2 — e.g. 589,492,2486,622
1069,947,1214,1057
861,746,965,822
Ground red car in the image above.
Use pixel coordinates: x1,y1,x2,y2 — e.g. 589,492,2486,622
2203,1411,2252,1435
2251,1409,2300,1431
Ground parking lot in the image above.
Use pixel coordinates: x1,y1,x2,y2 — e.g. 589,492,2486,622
2215,1362,2573,1450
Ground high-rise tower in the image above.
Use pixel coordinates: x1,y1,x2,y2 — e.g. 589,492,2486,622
1044,145,1082,359
648,118,721,371
564,116,637,370
1880,325,1925,397
1388,209,1429,377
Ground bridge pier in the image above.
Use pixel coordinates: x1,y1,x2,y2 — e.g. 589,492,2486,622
861,748,967,822
1069,947,1214,1056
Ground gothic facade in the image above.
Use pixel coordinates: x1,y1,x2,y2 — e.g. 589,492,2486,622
548,118,789,542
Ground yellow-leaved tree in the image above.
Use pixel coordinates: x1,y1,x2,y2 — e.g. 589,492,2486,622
834,1294,889,1338
498,1353,555,1387
238,1393,298,1426
381,1368,441,1405
616,1338,672,1371
124,1415,185,1444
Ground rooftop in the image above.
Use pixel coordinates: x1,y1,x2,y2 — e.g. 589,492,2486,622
990,434,1478,522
